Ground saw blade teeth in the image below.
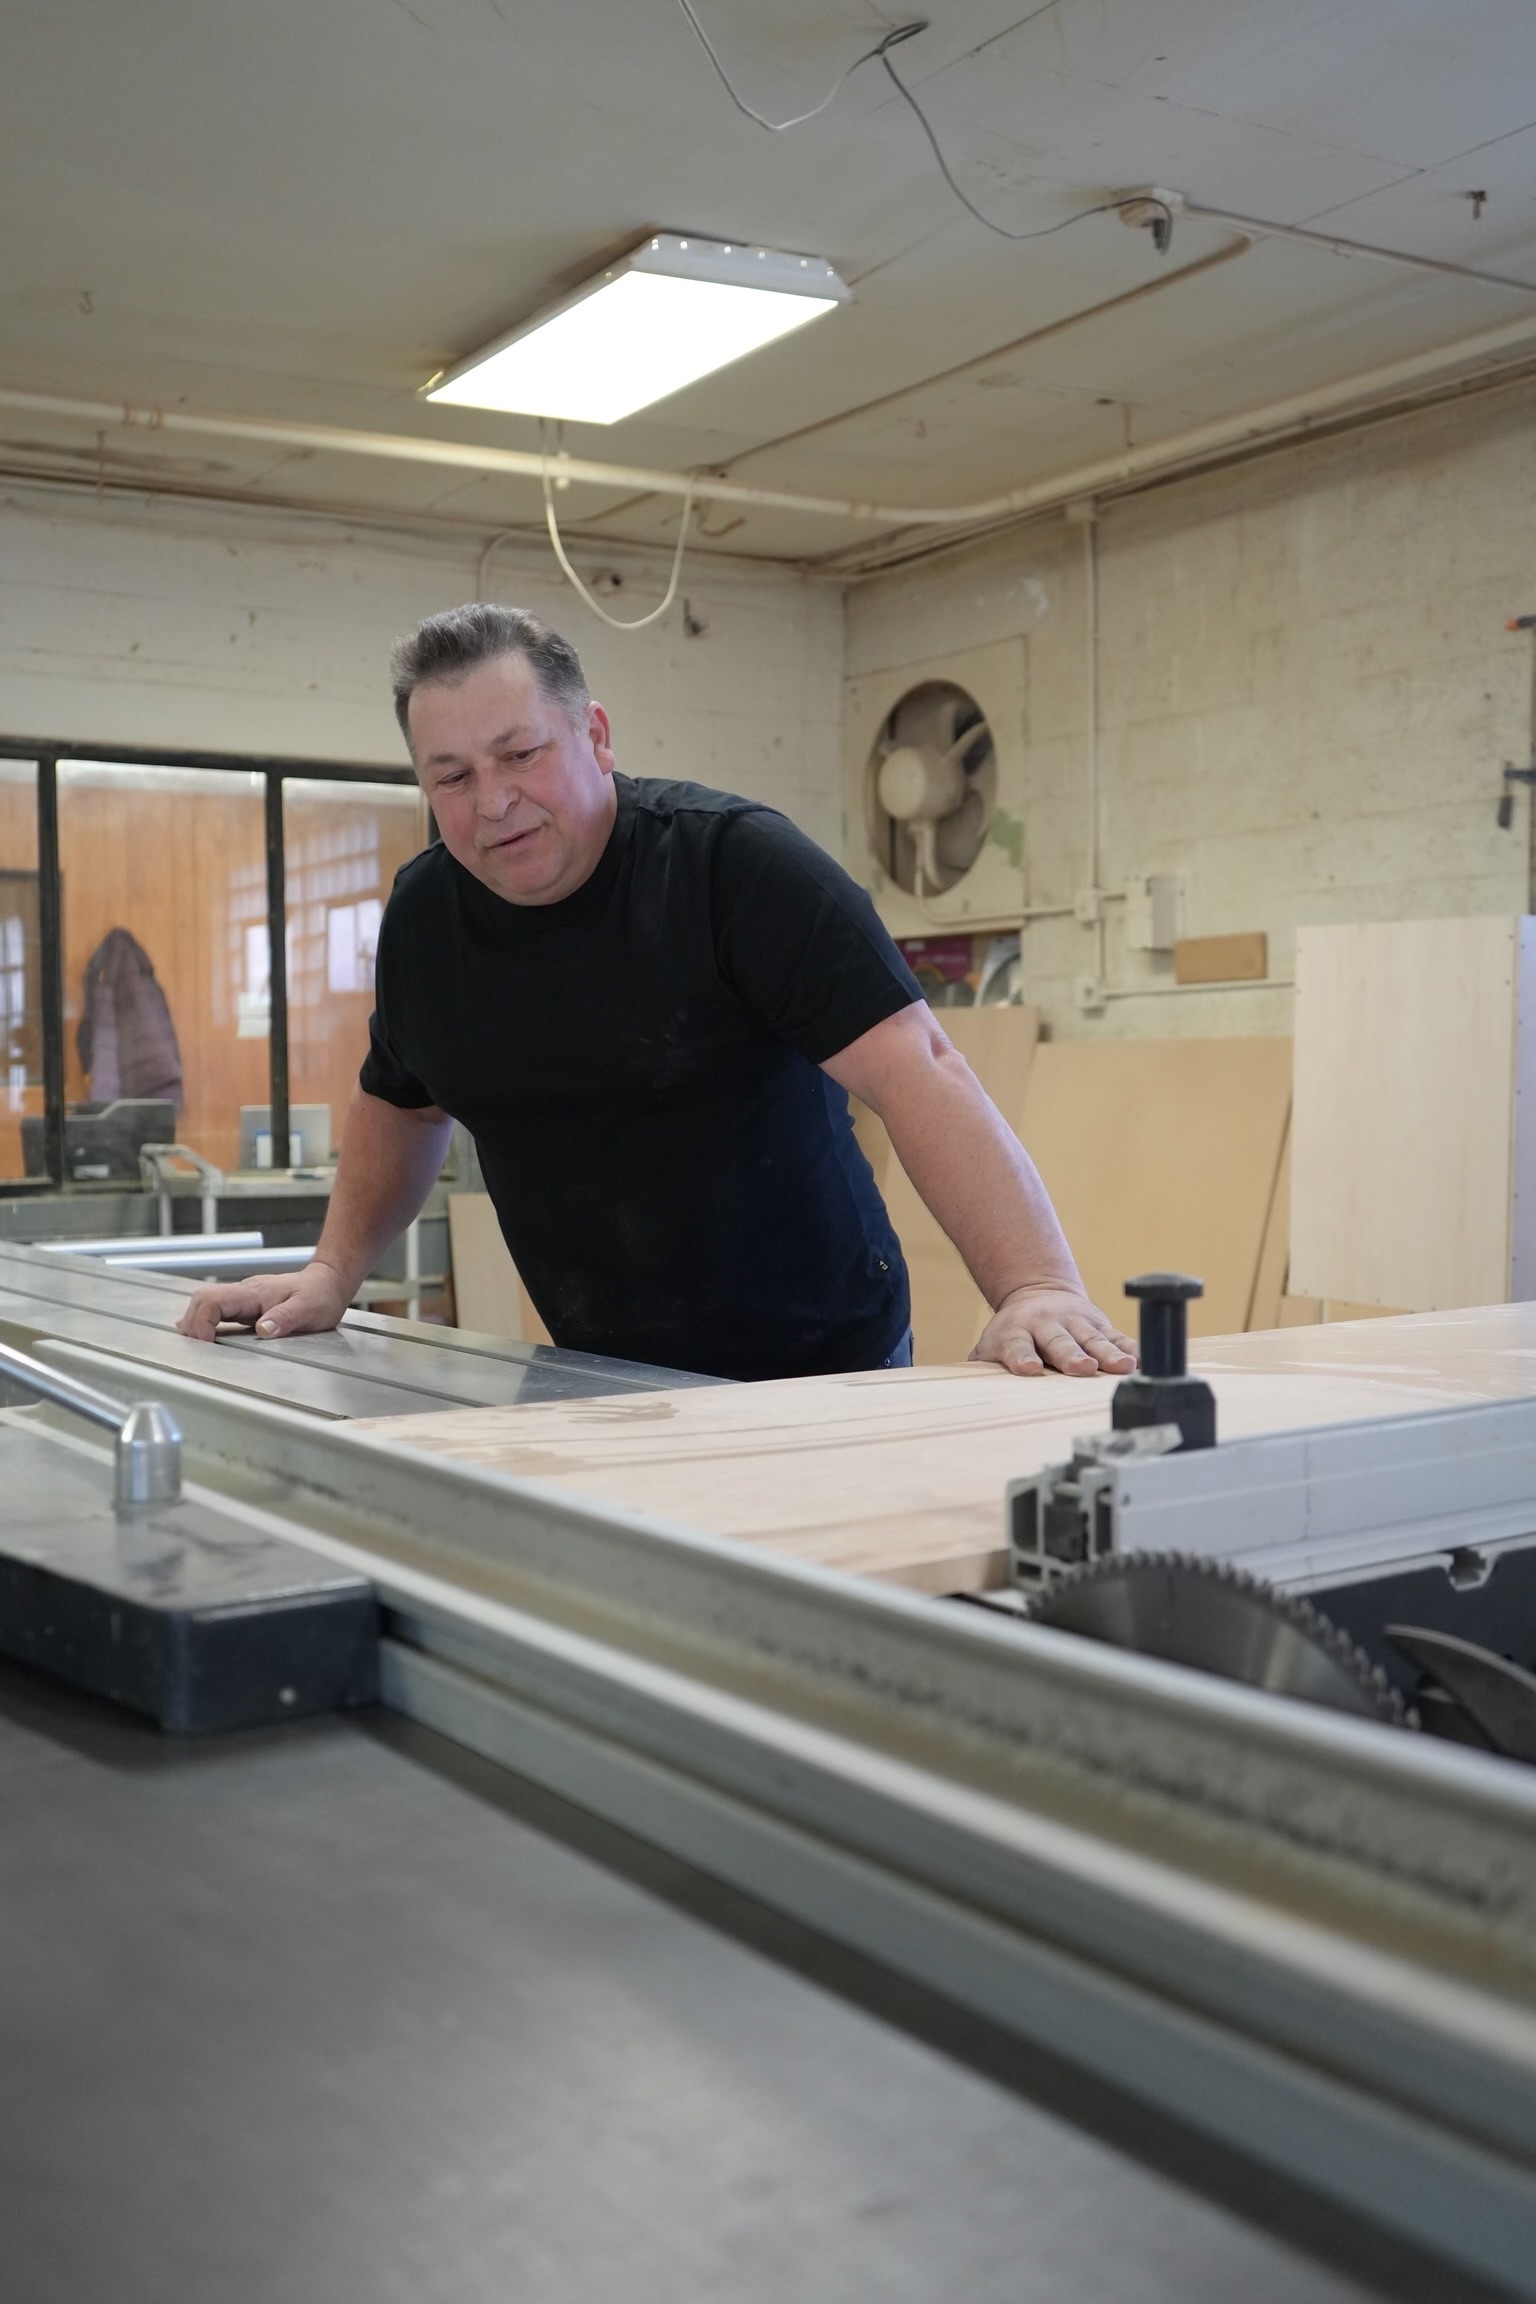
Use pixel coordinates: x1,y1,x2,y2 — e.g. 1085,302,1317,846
1026,1549,1415,1727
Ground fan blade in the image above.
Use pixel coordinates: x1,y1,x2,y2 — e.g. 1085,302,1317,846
936,788,987,874
891,689,952,750
945,713,992,766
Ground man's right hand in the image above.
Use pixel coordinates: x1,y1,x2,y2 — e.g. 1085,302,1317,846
176,1258,353,1343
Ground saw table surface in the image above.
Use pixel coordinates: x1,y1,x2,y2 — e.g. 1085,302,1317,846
0,1240,717,1419
0,1659,1402,2304
351,1304,1536,1593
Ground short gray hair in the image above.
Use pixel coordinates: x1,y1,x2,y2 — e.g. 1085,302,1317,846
390,603,590,742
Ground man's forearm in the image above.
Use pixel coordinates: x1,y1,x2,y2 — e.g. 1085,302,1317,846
825,1005,1081,1310
879,1044,1082,1309
312,1088,456,1296
824,1003,1133,1376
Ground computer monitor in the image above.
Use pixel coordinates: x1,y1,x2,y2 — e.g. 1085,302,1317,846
21,1099,178,1182
237,1104,333,1170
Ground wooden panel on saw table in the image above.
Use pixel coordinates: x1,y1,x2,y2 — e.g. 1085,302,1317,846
1014,1036,1293,1338
852,1004,1041,1365
352,1317,1518,1594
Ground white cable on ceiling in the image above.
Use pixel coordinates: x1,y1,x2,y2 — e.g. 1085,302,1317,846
675,2,926,131
542,463,693,629
676,2,1137,247
679,5,1536,292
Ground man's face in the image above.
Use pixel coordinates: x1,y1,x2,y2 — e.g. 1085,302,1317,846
408,653,618,907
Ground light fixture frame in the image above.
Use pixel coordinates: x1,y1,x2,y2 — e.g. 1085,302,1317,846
424,232,851,421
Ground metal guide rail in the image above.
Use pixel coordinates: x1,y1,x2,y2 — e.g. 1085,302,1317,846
0,1238,718,1418
6,1324,1536,2296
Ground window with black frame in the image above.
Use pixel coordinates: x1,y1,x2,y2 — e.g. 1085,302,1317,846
0,761,42,1185
0,745,418,1191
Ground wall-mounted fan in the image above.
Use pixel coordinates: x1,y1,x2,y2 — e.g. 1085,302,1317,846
866,680,996,898
843,640,1027,937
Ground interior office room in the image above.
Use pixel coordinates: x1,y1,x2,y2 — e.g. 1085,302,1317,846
3,4,1536,2300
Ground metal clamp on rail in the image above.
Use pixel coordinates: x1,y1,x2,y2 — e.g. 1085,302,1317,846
139,1142,225,1237
0,1338,181,1511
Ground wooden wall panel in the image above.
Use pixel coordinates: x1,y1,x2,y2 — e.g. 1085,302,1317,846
57,772,270,1172
284,783,428,1155
0,768,39,1182
1290,918,1530,1310
31,770,428,1181
1016,1037,1293,1339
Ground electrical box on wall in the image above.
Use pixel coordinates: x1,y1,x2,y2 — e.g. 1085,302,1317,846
842,638,1028,937
1123,871,1184,952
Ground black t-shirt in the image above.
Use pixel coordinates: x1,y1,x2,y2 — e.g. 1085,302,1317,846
360,775,923,1380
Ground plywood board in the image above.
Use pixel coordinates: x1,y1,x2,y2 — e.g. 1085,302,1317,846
1197,1298,1536,1397
1174,932,1268,985
447,1192,552,1345
354,1303,1533,1596
1013,1036,1292,1339
1290,917,1531,1311
1276,1297,1412,1328
853,1004,1041,1365
1244,1108,1291,1333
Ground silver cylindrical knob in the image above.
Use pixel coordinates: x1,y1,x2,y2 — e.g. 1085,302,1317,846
113,1400,183,1511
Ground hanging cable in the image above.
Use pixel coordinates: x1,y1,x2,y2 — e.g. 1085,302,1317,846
676,3,1160,248
542,464,693,630
477,528,515,596
675,3,927,132
878,41,1166,245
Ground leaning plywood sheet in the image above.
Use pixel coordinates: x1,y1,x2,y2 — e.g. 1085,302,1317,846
1290,916,1536,1311
1015,1036,1293,1339
353,1315,1520,1595
852,1004,1041,1366
447,1193,553,1345
1245,1111,1292,1334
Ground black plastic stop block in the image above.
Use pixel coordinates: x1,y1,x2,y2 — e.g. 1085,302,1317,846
0,1501,377,1734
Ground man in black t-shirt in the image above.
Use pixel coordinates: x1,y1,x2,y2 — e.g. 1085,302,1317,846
180,605,1135,1383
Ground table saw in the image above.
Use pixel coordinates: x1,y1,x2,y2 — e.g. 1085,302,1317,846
2,1238,1535,2302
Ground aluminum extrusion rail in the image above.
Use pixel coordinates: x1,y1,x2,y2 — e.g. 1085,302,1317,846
20,1333,1536,2294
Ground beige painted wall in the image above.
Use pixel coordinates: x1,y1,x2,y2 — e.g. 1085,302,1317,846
844,379,1536,1039
6,367,1534,1055
0,486,846,849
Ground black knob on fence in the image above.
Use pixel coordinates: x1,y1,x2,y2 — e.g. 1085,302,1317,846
1123,1272,1204,1380
1112,1272,1216,1452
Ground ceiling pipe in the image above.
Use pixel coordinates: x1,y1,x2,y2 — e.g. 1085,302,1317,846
6,303,1536,543
594,227,1254,527
1174,197,1536,299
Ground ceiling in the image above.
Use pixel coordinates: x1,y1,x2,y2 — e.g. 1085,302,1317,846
5,0,1536,564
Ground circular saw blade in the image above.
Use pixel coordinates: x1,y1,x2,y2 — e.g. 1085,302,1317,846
1028,1552,1414,1726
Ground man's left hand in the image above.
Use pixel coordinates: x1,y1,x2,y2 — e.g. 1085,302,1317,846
971,1287,1138,1378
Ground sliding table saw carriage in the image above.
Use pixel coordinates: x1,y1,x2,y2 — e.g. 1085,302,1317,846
3,1236,1536,2293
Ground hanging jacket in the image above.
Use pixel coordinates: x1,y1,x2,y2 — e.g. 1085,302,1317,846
77,927,184,1112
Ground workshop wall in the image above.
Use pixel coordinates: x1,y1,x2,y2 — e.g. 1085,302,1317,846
0,488,846,848
845,376,1536,1040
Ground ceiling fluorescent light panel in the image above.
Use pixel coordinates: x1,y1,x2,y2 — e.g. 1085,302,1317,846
427,234,850,425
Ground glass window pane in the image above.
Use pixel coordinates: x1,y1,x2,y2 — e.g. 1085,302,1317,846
283,780,428,1161
58,763,268,1175
0,760,41,1185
